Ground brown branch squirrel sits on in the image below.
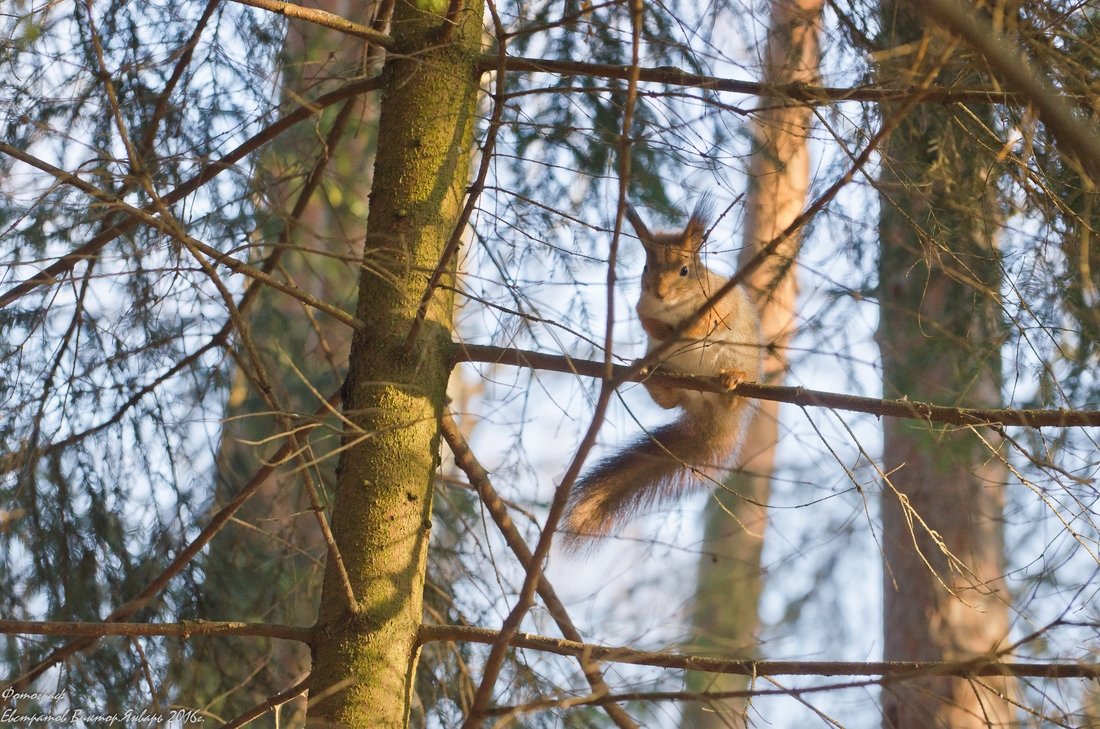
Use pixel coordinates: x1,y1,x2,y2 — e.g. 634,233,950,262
562,201,764,550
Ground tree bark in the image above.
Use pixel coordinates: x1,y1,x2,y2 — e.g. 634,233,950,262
683,2,821,727
306,1,483,727
877,4,1015,726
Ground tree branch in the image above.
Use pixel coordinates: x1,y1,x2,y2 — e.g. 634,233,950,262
485,54,1029,104
419,624,1100,679
0,74,383,311
0,619,310,642
0,143,365,332
453,343,1100,428
230,0,394,47
218,675,311,729
3,390,340,693
458,7,648,725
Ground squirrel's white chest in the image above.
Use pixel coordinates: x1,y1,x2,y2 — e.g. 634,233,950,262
636,290,759,374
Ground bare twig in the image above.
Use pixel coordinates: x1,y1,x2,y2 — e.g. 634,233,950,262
174,224,360,613
3,390,341,693
0,74,384,311
218,675,312,729
2,99,361,476
0,143,365,332
459,3,646,725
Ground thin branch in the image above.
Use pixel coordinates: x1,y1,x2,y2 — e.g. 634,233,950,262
453,343,1100,428
2,100,361,476
137,0,221,159
0,73,384,311
0,143,365,332
3,390,341,693
0,619,310,642
173,210,359,613
439,410,640,729
917,0,1100,180
218,675,312,729
230,0,394,47
146,99,363,612
419,624,1100,679
459,4,646,726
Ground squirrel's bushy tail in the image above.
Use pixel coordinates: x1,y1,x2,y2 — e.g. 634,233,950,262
561,412,746,551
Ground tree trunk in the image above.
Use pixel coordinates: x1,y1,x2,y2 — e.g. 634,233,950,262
306,1,483,726
877,5,1014,726
683,2,821,726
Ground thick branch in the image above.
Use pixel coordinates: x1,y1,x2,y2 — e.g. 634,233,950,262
486,54,1026,104
419,624,1100,679
0,619,310,642
453,343,1100,428
230,0,394,47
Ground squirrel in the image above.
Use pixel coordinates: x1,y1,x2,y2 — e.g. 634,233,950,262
562,201,763,549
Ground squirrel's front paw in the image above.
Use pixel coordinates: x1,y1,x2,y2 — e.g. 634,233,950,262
718,368,749,392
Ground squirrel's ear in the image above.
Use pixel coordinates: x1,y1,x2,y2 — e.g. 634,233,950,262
624,204,651,242
683,198,713,251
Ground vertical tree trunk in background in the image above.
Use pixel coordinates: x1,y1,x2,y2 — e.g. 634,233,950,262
306,1,483,726
683,2,821,726
877,4,1015,727
181,2,379,721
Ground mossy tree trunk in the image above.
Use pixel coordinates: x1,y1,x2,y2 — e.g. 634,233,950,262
683,2,821,726
877,4,1015,726
306,1,483,727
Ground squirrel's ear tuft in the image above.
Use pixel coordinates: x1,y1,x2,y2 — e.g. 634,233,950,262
683,197,714,251
624,204,651,242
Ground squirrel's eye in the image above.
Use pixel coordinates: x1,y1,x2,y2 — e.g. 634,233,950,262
642,264,648,273
679,265,689,277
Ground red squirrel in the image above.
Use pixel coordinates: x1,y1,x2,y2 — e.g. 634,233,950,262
562,202,763,549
